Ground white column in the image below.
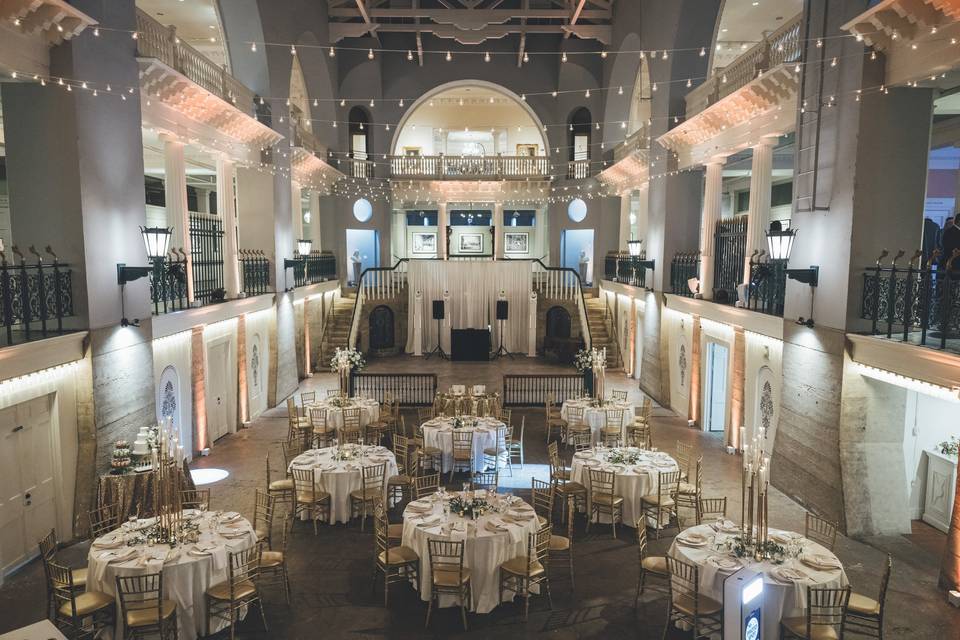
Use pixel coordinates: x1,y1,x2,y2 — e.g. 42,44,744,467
309,190,322,250
194,188,209,213
291,181,304,244
618,194,631,250
217,155,241,299
699,159,725,299
494,202,505,259
437,202,448,260
743,136,777,284
162,133,193,303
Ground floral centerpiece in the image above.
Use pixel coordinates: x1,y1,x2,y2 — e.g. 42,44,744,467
448,495,489,518
451,416,465,429
333,443,360,461
330,347,365,396
127,518,200,548
606,448,641,465
327,396,350,408
729,536,787,563
938,435,959,456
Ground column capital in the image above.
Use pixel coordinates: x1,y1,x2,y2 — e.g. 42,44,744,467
158,131,186,146
705,153,729,166
753,134,781,149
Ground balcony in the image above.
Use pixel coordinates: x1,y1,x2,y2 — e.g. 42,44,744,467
0,246,77,347
388,155,551,181
603,251,650,289
670,252,700,298
599,127,651,191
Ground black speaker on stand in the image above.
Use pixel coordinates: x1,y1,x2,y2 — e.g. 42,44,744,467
492,300,513,359
426,300,448,360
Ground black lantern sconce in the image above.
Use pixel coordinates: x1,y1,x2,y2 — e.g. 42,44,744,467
116,226,172,326
282,239,313,291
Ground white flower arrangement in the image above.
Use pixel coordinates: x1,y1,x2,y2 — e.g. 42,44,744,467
574,347,607,372
330,347,365,373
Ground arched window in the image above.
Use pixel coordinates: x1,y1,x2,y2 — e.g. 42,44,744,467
567,107,592,163
349,106,372,178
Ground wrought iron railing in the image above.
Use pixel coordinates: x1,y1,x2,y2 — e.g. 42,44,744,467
349,372,437,406
502,374,585,407
0,246,75,346
603,251,650,288
713,217,747,304
293,251,336,288
744,256,786,316
189,213,225,305
239,250,271,295
859,249,960,351
149,250,189,315
670,252,701,297
388,154,551,180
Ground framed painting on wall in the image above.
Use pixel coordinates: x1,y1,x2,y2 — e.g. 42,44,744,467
411,231,437,254
516,144,539,156
504,232,529,254
458,233,484,254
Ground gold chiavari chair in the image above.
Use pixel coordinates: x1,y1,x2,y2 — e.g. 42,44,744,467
387,435,414,505
663,556,722,638
426,539,471,630
326,389,339,398
611,389,628,402
470,470,498,492
506,415,525,468
547,441,571,481
673,455,703,528
285,397,310,441
549,448,586,524
698,496,728,523
565,405,591,443
544,396,567,444
781,586,851,640
265,454,294,512
488,393,502,419
640,470,680,539
498,524,553,620
89,503,120,540
300,391,317,405
373,503,419,607
338,425,362,446
414,472,441,499
571,431,592,453
846,554,892,639
181,488,210,510
50,561,115,639
310,407,336,449
418,406,435,424
586,468,624,539
482,425,509,473
205,546,268,640
342,407,363,442
601,408,624,447
450,430,474,482
413,420,442,472
675,440,692,481
253,490,276,549
291,467,330,535
350,463,386,531
639,397,653,423
258,516,292,605
531,478,554,528
634,523,668,607
548,500,575,592
805,512,839,551
627,420,651,449
116,572,177,640
38,529,87,620
498,407,513,427
365,405,391,446
280,439,303,469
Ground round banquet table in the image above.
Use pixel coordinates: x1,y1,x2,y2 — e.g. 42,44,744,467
287,445,398,524
85,510,258,640
400,491,540,614
304,396,380,430
421,416,505,474
569,447,679,527
560,398,634,446
668,523,849,640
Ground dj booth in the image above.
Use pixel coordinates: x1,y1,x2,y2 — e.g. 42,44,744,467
450,328,491,361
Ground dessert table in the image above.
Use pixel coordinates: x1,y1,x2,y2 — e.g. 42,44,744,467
400,490,540,613
287,445,398,524
305,396,380,430
85,510,258,640
668,523,848,640
569,447,679,527
560,398,634,446
421,416,505,473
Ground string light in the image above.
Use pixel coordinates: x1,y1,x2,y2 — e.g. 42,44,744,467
445,51,452,62
699,47,706,57
585,89,591,97
601,50,608,58
407,50,413,61
368,48,374,59
484,51,491,62
562,52,568,63
523,51,529,63
290,45,296,55
329,47,335,57
618,86,623,95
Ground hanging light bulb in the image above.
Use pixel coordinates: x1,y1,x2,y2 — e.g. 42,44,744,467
340,98,346,106
621,121,626,129
562,52,568,63
445,51,452,62
399,98,404,107
652,82,657,91
369,99,374,107
686,78,692,88
368,48,374,59
250,42,257,52
523,51,529,63
131,31,138,40
359,122,364,130
662,50,668,60
93,27,99,37
585,89,591,97
290,45,296,55
699,47,706,57
484,51,491,62
407,50,413,61
520,93,526,101
313,98,318,107
329,47,335,57
618,86,624,95
552,90,558,97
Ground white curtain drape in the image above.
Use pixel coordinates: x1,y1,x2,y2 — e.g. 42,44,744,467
405,261,532,355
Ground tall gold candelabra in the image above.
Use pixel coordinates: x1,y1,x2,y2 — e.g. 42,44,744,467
740,425,771,558
151,417,185,543
591,347,607,403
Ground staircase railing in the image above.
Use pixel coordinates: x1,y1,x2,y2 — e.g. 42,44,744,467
530,259,592,350
348,259,410,349
601,292,624,368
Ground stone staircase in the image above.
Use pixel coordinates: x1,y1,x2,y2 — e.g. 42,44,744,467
583,295,623,370
319,295,357,365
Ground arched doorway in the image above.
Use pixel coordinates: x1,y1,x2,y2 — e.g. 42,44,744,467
567,107,592,178
369,305,395,352
544,305,577,363
349,106,372,178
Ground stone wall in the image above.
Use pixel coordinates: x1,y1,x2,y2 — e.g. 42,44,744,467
357,295,408,357
535,298,584,360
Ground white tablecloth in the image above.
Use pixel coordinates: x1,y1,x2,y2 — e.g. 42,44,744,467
85,511,258,640
288,445,398,524
305,397,380,431
560,399,633,446
569,447,678,527
668,524,849,640
400,492,540,613
421,417,505,474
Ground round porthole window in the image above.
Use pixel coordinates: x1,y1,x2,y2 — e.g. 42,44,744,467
567,198,587,222
353,198,373,222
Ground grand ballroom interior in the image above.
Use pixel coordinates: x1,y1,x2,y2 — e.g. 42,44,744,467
1,0,960,638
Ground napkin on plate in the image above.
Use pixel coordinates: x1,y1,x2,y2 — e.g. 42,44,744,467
800,554,841,571
774,566,809,583
707,556,741,572
676,531,709,546
484,520,509,534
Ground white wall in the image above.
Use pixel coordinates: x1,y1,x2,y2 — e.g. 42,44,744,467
151,331,193,458
902,391,960,519
246,308,272,420
744,331,783,455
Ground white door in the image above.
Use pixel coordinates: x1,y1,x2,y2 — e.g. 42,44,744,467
705,342,729,433
206,342,230,442
0,396,57,576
